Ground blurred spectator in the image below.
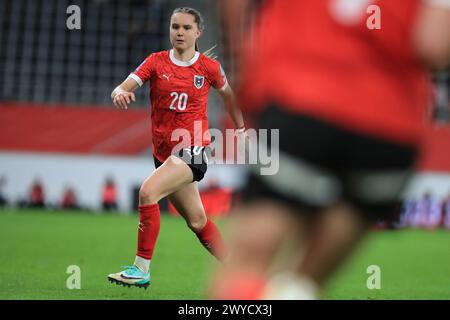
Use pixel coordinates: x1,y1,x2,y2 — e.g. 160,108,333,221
0,176,7,207
397,193,450,229
443,194,450,229
29,179,46,208
61,186,79,210
399,199,417,228
102,177,118,211
432,69,450,123
414,192,443,229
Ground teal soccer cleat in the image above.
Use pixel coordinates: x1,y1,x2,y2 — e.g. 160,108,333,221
107,265,150,289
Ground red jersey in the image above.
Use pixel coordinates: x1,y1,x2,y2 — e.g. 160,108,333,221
130,50,228,162
240,0,431,145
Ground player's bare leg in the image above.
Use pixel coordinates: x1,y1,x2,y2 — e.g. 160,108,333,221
108,155,194,288
135,154,195,260
263,204,371,300
297,203,371,287
211,200,300,299
169,182,227,261
139,155,194,205
211,201,367,300
261,203,371,299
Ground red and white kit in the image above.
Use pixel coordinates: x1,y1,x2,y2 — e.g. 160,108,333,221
129,49,228,162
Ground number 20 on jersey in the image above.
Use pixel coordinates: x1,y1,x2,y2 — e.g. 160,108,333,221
169,92,188,111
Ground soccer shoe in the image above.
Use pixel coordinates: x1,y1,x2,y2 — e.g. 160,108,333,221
107,265,150,289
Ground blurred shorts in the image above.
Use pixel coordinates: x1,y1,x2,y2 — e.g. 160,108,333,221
154,146,211,182
244,104,417,221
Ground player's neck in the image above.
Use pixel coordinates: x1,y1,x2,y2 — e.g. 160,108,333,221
173,48,197,62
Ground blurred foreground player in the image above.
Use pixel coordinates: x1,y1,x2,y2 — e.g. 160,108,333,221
213,0,450,299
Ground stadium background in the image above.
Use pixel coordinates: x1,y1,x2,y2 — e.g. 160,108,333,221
0,0,449,299
0,0,247,213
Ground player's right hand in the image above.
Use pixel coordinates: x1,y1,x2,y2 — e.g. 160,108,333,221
236,127,250,160
113,91,136,109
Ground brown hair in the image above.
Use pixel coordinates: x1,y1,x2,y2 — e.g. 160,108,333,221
172,7,216,59
172,7,204,51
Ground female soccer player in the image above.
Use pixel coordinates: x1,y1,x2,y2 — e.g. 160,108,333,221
107,7,245,289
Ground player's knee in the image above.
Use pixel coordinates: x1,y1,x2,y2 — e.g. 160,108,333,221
139,185,160,204
187,214,207,233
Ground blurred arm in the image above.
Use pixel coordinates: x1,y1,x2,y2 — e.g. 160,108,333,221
220,0,254,84
220,0,252,51
413,0,450,69
218,85,245,130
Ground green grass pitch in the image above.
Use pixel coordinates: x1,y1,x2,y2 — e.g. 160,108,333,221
1,209,449,299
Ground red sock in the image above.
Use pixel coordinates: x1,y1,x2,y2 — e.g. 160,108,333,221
137,204,160,260
195,218,227,262
211,271,267,300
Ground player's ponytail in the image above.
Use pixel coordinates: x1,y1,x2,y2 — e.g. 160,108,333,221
173,7,216,59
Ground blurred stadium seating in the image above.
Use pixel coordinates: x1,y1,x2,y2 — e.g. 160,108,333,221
0,0,169,106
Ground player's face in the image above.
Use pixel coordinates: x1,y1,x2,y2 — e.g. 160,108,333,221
170,13,201,52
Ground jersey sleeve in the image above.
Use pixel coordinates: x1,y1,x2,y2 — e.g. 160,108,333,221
128,54,156,87
210,62,229,92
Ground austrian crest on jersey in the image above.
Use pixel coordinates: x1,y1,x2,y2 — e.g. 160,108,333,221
194,75,205,89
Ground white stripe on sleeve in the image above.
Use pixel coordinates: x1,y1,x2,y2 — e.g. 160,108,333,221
128,73,144,87
218,79,229,92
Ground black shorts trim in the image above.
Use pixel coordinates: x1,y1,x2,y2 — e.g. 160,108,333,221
154,146,211,182
245,104,418,221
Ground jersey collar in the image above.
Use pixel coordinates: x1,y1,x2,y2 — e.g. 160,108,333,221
169,49,200,67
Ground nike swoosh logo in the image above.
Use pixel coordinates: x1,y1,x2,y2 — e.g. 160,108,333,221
120,274,144,280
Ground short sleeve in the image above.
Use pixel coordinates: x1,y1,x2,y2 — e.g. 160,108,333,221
210,62,229,92
128,54,155,87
